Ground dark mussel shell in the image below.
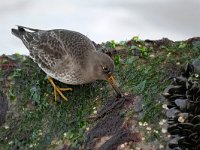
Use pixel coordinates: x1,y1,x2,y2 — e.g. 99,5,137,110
168,124,181,135
182,63,194,78
168,136,180,149
163,85,186,98
187,82,200,100
178,137,194,148
189,132,200,144
173,76,187,87
168,94,187,102
194,123,200,132
195,96,200,102
177,123,194,129
191,115,200,124
168,117,176,125
194,105,200,115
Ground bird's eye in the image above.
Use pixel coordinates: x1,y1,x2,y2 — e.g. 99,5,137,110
103,66,110,73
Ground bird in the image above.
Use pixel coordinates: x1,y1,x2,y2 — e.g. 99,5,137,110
11,25,122,101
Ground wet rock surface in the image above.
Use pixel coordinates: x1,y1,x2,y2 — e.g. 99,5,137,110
84,94,141,149
164,62,200,150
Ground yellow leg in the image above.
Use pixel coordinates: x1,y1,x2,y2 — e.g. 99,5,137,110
48,77,73,101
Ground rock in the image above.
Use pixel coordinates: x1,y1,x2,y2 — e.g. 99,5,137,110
168,136,180,149
166,107,180,118
174,99,188,111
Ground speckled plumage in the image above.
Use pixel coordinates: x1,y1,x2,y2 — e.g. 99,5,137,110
11,26,115,85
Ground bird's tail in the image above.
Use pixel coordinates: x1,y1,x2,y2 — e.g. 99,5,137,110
11,26,26,39
11,25,41,39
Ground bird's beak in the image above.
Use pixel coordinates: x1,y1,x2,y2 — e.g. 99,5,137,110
107,75,122,97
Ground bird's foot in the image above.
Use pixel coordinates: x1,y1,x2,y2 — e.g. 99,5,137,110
48,77,72,101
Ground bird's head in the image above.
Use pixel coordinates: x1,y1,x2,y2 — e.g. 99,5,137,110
89,52,122,97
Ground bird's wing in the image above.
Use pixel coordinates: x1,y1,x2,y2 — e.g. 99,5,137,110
25,30,96,69
12,26,96,72
22,30,70,70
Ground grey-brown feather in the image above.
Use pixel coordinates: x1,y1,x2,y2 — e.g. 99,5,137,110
12,27,97,84
22,30,96,68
